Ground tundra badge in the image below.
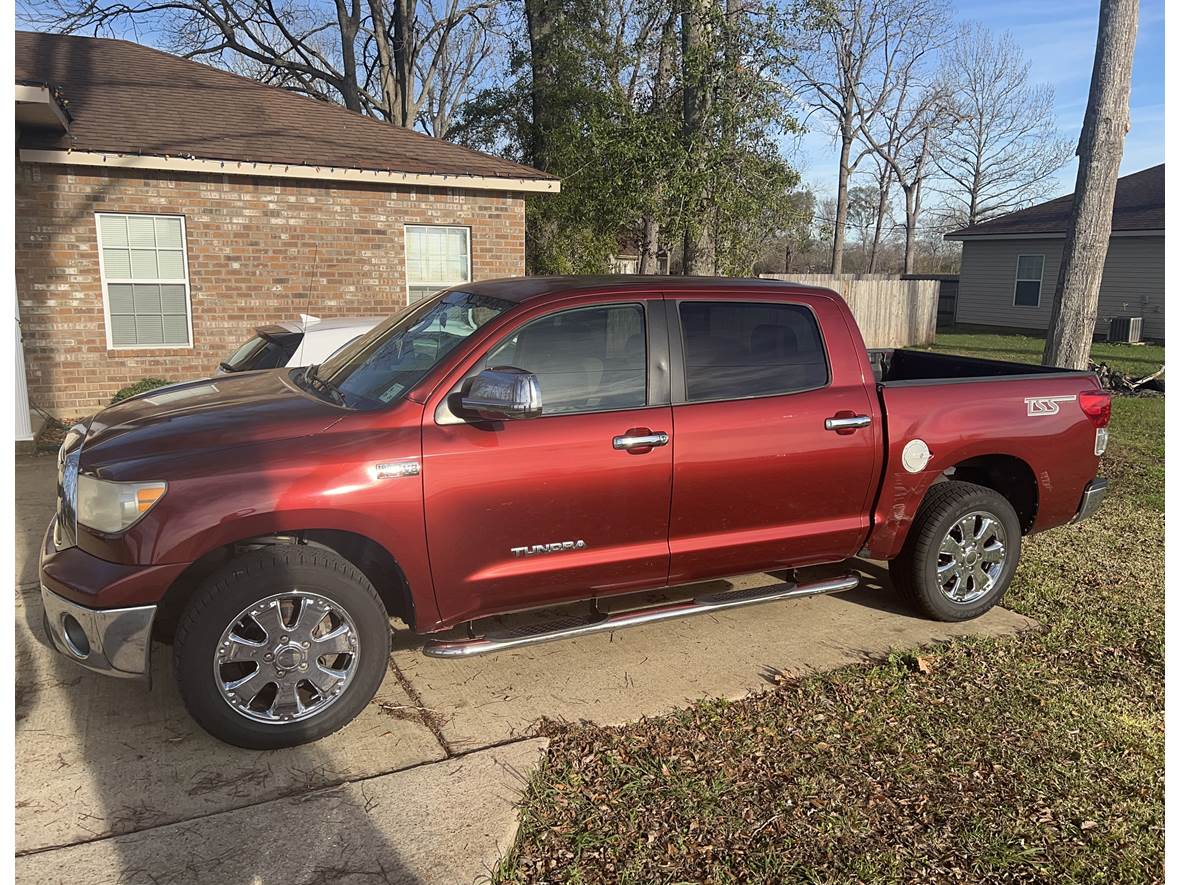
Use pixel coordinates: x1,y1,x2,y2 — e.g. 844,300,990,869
375,461,421,479
511,540,587,557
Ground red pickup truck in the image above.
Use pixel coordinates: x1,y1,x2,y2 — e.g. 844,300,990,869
41,277,1110,748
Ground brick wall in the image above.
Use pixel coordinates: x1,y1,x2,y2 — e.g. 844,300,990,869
16,163,527,414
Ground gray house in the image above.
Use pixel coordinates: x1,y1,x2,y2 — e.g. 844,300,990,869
946,164,1164,342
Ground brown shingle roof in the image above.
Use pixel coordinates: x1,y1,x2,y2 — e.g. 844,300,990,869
946,164,1164,239
15,30,554,183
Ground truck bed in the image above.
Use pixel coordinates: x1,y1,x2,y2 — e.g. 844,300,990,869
869,348,1088,386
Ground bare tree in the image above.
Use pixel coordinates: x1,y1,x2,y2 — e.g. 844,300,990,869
786,0,938,274
1044,0,1138,369
863,152,893,271
22,0,502,132
936,24,1073,227
851,0,951,274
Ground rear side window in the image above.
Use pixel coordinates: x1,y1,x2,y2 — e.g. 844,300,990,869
679,302,828,402
222,332,302,372
485,304,647,415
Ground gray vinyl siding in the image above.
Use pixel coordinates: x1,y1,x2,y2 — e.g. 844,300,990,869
955,235,1164,341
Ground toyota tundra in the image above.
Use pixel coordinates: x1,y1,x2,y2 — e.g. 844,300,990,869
40,277,1110,747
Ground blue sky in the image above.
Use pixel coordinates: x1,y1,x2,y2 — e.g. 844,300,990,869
789,0,1165,202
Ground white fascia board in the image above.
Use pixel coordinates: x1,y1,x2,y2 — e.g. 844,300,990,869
18,148,561,194
14,84,70,131
946,229,1163,241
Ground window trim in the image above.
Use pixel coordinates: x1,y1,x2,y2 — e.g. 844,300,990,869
403,224,473,304
1012,254,1045,308
95,212,194,351
435,300,663,424
669,299,832,406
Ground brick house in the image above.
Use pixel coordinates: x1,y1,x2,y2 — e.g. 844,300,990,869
14,30,557,433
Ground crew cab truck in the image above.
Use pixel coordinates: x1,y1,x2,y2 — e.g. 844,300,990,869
40,277,1111,748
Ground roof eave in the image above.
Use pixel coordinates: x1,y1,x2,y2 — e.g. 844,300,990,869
946,228,1164,241
14,83,70,132
18,148,561,193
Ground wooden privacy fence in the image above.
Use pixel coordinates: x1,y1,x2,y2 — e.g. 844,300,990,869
758,274,939,348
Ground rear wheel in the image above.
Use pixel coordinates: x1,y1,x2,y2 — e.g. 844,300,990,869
174,545,391,749
889,481,1022,621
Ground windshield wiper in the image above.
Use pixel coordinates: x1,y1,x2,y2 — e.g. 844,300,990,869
303,364,347,406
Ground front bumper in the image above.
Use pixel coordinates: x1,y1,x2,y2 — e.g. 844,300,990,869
1072,477,1109,524
40,585,156,681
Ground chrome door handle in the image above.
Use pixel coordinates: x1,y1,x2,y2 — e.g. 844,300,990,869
612,431,669,450
824,415,871,431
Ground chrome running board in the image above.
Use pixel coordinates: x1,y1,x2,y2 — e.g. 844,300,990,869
422,574,859,659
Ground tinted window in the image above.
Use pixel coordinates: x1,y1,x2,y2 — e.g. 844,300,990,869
485,304,646,415
679,302,828,401
222,332,302,372
319,290,513,409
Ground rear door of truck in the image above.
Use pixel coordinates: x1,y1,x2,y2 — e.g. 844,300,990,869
665,288,882,584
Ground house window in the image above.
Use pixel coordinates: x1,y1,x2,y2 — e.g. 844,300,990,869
96,213,192,348
405,225,471,303
1013,255,1045,307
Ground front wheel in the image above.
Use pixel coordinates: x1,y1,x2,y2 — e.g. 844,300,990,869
174,545,391,749
889,481,1022,622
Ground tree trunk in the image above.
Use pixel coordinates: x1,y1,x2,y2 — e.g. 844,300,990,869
388,0,417,127
901,183,918,275
333,0,363,112
639,218,661,273
868,172,890,272
525,0,563,171
1043,0,1138,369
680,0,715,275
639,11,677,275
831,131,853,274
368,0,399,121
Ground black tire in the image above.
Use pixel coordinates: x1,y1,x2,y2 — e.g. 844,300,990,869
174,545,391,749
889,480,1022,622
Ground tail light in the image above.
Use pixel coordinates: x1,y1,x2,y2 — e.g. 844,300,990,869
1079,390,1111,428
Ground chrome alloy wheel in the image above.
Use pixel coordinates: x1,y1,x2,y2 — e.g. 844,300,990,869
213,591,360,724
936,510,1007,605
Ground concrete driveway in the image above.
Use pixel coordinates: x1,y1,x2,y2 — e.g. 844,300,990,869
15,453,1034,883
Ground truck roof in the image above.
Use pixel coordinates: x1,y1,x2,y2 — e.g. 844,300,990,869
456,275,839,304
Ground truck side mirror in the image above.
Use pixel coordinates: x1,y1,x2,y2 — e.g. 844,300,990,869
459,367,542,421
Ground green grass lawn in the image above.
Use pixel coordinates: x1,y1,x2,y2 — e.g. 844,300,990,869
923,330,1165,378
496,354,1164,882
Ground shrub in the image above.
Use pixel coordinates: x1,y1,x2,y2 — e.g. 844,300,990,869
111,378,173,404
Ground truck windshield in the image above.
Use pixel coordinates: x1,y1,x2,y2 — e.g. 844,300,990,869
314,290,514,409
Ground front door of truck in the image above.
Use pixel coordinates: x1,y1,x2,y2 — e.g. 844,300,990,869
666,293,881,584
421,297,673,625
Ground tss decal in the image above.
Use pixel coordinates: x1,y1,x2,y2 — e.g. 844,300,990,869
1025,395,1077,417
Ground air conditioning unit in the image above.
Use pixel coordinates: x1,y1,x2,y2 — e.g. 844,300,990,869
1108,316,1142,344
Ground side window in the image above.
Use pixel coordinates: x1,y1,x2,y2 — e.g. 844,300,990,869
96,213,192,349
679,301,829,402
1013,255,1044,307
485,304,647,415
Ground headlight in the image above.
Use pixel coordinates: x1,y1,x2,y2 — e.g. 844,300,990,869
76,476,167,533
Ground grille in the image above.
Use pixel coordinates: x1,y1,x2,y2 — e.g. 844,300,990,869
55,439,82,549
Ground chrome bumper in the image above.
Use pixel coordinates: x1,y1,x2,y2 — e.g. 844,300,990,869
40,586,156,682
1072,477,1109,524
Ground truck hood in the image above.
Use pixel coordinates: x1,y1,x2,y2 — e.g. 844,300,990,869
82,370,342,470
